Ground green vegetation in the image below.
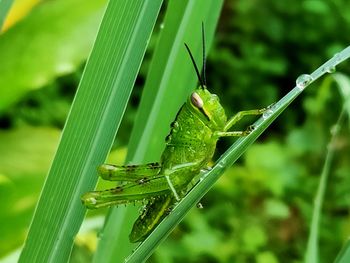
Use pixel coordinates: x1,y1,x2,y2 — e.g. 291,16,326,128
0,0,349,262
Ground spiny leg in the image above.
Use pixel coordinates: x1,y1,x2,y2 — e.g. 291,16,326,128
98,162,161,182
82,188,170,209
83,162,201,209
82,176,172,209
224,106,272,131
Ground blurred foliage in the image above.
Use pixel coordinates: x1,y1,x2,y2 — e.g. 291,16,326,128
1,0,42,32
0,126,60,256
0,0,350,262
0,0,106,112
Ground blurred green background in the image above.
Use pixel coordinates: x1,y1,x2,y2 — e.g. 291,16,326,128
0,0,349,262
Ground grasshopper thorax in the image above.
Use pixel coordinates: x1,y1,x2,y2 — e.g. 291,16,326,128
188,86,227,131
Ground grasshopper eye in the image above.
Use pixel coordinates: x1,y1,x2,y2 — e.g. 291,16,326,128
191,92,203,109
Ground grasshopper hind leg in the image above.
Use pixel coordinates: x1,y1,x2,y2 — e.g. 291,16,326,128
98,162,161,182
82,173,175,209
81,185,170,209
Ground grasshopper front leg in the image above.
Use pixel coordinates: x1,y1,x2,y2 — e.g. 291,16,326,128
224,107,270,131
214,106,270,138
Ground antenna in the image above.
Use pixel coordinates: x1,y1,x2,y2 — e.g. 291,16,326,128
184,43,205,89
201,22,207,87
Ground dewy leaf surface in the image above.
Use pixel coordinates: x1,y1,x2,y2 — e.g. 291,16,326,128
0,126,60,257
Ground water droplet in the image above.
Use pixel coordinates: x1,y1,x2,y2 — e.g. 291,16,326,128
296,74,313,90
262,109,273,120
160,23,164,29
247,125,256,132
217,159,227,169
200,166,212,174
197,202,204,209
333,52,341,62
326,66,336,73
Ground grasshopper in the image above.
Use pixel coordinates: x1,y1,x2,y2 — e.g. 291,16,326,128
81,25,268,243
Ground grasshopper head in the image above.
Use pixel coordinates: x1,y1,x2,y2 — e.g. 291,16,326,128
184,25,227,130
188,87,227,130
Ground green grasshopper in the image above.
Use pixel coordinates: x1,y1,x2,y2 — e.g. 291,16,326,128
82,26,268,243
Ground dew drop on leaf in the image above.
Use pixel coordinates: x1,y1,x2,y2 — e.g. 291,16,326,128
296,74,313,90
262,109,273,120
333,52,341,62
326,66,336,73
197,202,204,209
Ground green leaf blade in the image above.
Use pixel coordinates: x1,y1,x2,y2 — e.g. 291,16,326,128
334,239,350,263
18,1,162,262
